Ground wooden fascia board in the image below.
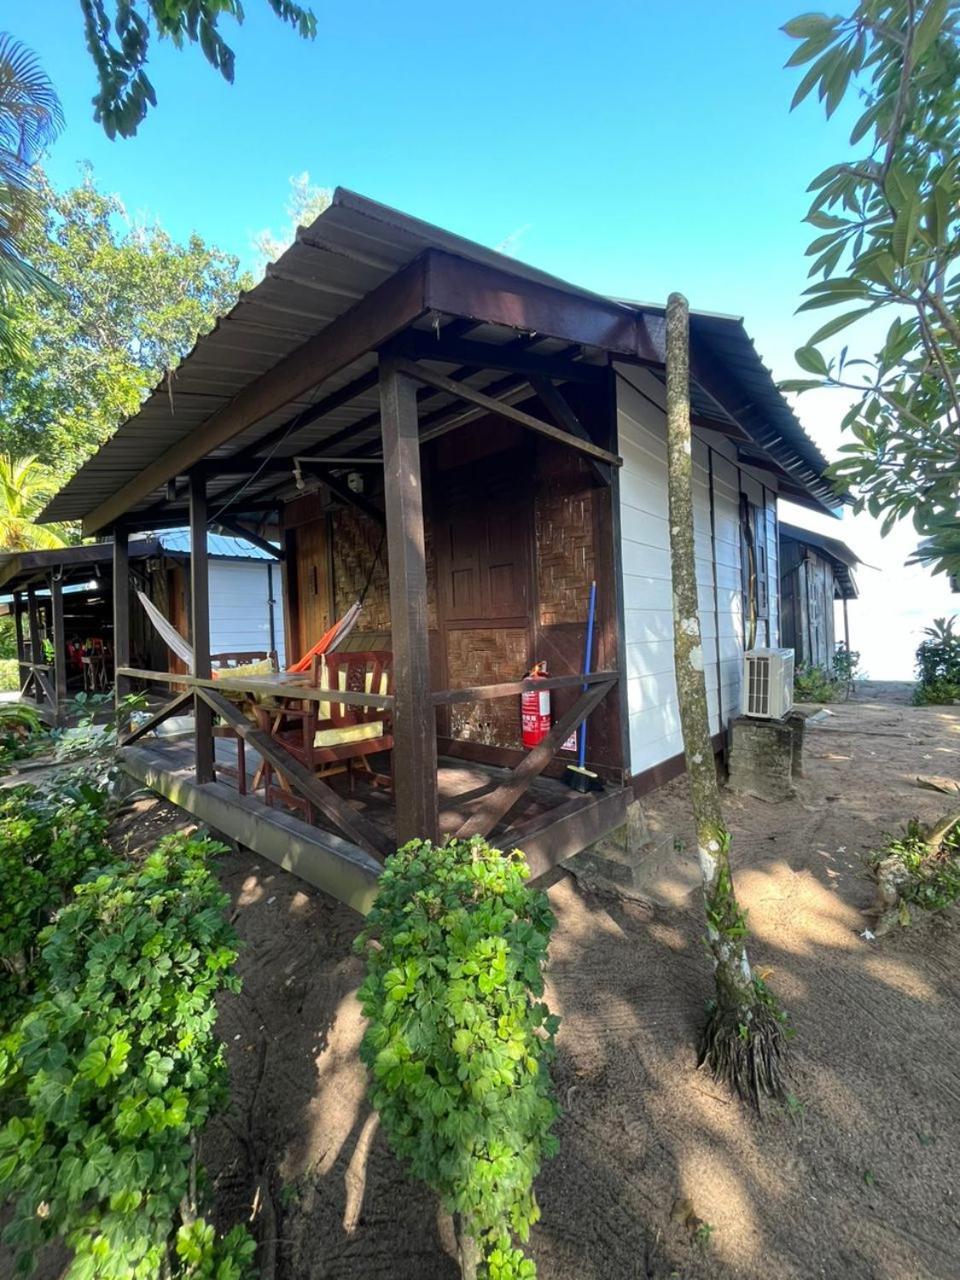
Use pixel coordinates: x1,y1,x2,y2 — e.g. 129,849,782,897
423,250,663,361
80,256,431,536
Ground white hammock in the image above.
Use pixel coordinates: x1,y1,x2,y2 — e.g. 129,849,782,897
137,590,195,672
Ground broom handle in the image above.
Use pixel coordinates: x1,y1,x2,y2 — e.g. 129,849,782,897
578,580,598,769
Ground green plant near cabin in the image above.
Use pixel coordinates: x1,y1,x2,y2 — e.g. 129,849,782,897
0,830,254,1278
876,817,960,917
0,781,112,1021
355,838,560,1280
793,663,841,703
913,616,960,703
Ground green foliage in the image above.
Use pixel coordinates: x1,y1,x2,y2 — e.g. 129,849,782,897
78,0,317,138
0,830,251,1278
356,838,560,1279
0,171,251,487
793,644,863,702
782,3,960,574
0,34,63,361
0,781,112,1020
877,817,960,915
794,662,841,703
0,453,68,549
913,616,960,703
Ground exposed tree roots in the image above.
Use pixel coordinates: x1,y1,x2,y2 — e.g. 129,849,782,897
697,999,791,1111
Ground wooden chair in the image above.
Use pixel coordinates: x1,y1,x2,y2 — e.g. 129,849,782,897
212,651,279,795
256,650,393,823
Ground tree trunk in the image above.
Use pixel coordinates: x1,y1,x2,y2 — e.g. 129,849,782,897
457,1218,481,1280
665,292,789,1106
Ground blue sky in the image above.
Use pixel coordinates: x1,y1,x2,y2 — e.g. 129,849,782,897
7,0,955,675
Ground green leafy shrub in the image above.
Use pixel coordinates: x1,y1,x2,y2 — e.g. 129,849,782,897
0,702,51,772
0,831,253,1278
0,658,20,691
876,819,960,920
0,783,112,1020
793,663,839,703
913,617,960,705
356,838,560,1279
831,642,862,693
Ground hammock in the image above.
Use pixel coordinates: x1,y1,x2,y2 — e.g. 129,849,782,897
137,590,195,672
286,601,361,672
136,590,361,677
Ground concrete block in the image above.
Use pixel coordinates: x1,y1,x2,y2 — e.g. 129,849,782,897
726,715,797,802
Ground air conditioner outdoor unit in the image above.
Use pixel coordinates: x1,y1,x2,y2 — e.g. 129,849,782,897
742,648,795,719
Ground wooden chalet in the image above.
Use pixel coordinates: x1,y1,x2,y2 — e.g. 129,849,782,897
41,190,840,912
778,521,860,669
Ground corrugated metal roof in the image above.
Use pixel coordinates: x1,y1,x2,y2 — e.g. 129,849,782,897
152,529,279,560
41,188,840,526
779,521,860,599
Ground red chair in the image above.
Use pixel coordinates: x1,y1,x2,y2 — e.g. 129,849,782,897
257,650,393,822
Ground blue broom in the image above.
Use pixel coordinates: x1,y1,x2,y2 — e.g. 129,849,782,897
565,579,602,792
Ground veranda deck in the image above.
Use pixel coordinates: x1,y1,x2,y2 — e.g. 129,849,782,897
123,733,630,914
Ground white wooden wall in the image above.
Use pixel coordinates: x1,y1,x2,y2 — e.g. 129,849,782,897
209,560,286,666
615,364,780,777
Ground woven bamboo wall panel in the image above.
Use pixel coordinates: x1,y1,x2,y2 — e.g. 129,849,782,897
535,471,595,627
331,507,438,633
446,627,529,749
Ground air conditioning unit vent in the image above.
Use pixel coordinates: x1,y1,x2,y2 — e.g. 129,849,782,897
742,648,794,719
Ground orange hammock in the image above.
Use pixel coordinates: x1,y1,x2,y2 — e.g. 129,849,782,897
286,601,361,674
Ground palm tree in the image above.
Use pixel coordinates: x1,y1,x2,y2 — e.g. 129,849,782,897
0,33,64,359
0,454,66,550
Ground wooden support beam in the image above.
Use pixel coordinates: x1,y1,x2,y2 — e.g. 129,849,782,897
12,592,27,694
49,573,67,723
25,585,43,706
81,256,430,535
303,464,386,528
195,686,392,860
119,690,194,746
431,670,617,706
455,678,616,840
215,515,283,560
113,527,131,706
189,472,215,784
379,354,439,845
390,329,604,385
508,787,631,881
530,376,611,485
393,358,622,467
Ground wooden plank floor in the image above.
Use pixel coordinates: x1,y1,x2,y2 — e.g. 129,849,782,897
123,733,631,911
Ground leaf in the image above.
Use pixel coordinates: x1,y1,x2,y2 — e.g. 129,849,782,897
913,0,949,57
807,306,876,345
794,345,829,376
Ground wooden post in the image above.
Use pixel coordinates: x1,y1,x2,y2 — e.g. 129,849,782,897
189,471,215,784
842,595,851,652
26,585,43,707
113,527,131,706
50,572,67,724
12,591,27,693
379,354,439,845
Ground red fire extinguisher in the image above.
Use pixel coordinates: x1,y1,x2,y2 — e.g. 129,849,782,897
521,661,551,748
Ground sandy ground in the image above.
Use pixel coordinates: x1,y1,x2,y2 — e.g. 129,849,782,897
8,682,959,1279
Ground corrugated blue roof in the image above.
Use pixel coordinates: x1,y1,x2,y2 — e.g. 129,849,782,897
142,530,279,560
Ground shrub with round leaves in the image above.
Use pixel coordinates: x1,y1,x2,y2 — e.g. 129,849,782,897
355,838,560,1279
0,831,253,1279
0,783,113,1022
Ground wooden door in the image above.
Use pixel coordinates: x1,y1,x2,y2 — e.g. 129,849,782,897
436,460,533,749
293,517,332,661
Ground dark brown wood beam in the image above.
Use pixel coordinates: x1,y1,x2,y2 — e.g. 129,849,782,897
81,255,431,535
49,573,66,723
379,355,439,845
113,528,131,706
195,686,392,860
119,690,194,746
530,376,611,486
215,515,283,559
189,472,215,784
389,329,604,385
455,678,616,840
394,358,622,467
